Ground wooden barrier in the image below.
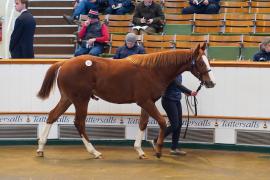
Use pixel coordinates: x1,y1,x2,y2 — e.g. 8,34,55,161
0,59,270,67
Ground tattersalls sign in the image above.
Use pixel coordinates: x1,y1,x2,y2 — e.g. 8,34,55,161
0,114,268,130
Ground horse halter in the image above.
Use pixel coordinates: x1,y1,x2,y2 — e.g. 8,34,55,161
190,56,212,84
183,56,210,139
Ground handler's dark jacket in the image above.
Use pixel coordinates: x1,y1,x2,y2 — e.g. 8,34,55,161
162,75,192,101
132,2,165,31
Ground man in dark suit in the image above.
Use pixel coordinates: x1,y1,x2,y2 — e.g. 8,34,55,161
9,0,36,58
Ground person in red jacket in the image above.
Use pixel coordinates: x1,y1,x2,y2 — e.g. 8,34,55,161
75,9,109,56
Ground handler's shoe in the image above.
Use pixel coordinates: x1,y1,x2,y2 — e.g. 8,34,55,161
170,149,186,156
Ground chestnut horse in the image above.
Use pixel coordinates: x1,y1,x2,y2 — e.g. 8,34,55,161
36,43,215,159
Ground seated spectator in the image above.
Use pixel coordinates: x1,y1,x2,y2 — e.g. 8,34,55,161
104,0,133,15
113,33,145,59
74,9,109,57
63,0,108,24
182,0,220,14
253,37,270,62
132,0,165,35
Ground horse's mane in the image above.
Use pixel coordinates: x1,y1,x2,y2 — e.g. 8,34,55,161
125,50,192,68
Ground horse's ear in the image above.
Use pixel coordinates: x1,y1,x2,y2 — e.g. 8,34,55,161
194,43,200,57
201,42,207,51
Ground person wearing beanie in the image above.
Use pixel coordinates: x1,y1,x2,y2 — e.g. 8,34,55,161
113,33,145,59
74,9,109,57
253,37,270,62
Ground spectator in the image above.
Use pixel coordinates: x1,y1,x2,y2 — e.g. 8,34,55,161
182,0,220,14
104,0,133,15
113,33,145,59
63,0,107,24
150,74,197,155
9,0,36,58
253,37,270,62
132,0,165,35
75,9,109,56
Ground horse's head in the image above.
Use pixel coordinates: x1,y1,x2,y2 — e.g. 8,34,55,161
190,43,216,88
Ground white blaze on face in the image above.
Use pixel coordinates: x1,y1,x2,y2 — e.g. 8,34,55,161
85,60,92,67
202,55,215,83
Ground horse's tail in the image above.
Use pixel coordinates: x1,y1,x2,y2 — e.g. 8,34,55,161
37,61,65,100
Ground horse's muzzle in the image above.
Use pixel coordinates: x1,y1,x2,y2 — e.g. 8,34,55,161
205,81,216,88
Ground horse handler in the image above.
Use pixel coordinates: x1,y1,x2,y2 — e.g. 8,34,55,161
150,74,197,155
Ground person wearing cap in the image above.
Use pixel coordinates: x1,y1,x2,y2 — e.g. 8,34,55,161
253,37,270,62
132,0,165,35
63,0,105,24
74,9,109,57
104,0,133,15
113,33,145,59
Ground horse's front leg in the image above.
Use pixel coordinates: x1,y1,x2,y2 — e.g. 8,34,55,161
139,101,166,158
134,108,149,159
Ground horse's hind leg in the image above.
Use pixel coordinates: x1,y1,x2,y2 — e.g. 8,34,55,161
73,101,102,159
139,101,166,158
37,97,71,157
134,108,149,159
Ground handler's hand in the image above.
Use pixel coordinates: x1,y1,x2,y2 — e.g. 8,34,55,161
190,91,198,96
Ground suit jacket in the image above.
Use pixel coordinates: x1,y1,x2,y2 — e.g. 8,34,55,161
9,10,36,58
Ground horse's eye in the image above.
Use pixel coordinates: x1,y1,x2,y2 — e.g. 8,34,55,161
199,62,204,67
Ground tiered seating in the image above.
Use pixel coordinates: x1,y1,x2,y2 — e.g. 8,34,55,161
30,0,76,58
107,15,133,34
224,13,255,34
142,35,174,53
255,14,270,33
73,0,270,61
193,14,224,34
165,14,193,25
163,0,188,14
164,14,193,35
208,35,243,60
250,1,270,13
105,33,269,60
220,1,250,13
174,35,207,49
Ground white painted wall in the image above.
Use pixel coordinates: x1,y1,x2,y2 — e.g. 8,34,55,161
0,64,269,119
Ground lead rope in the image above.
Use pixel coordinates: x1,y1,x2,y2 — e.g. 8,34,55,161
183,82,204,138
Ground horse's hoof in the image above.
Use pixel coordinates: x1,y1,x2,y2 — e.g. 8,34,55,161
155,152,162,159
94,154,103,159
37,151,44,157
139,154,148,159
